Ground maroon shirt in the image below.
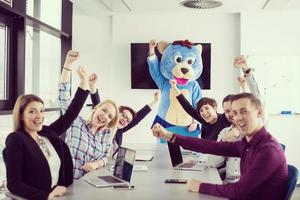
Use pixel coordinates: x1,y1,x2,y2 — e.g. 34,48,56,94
174,127,288,200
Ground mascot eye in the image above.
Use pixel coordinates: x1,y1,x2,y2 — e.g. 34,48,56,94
174,55,183,64
187,58,196,65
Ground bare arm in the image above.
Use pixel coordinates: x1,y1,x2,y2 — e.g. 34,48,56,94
60,50,79,83
149,40,157,56
88,73,98,95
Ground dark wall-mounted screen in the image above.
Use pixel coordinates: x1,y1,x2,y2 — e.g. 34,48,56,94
131,43,211,89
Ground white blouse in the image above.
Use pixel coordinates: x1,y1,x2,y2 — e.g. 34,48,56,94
36,136,61,188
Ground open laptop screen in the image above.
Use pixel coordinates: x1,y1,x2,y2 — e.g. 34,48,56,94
113,147,136,182
167,142,183,167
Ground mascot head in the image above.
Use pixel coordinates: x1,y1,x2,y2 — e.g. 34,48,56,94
158,40,203,86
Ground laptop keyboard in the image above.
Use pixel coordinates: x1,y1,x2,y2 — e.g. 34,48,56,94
99,176,123,183
180,162,196,168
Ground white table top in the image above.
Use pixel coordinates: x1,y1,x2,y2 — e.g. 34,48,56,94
57,143,227,200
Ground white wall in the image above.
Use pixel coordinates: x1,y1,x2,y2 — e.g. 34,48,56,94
241,11,300,173
72,4,113,102
72,11,241,144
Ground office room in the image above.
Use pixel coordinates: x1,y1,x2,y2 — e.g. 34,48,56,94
0,0,299,199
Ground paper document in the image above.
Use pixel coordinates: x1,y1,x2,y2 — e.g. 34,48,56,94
110,165,148,171
135,154,154,161
133,165,148,171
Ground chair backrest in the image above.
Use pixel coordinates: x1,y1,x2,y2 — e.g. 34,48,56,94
284,164,299,200
280,143,286,151
2,148,7,163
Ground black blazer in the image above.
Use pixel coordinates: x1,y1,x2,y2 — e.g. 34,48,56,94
4,87,89,200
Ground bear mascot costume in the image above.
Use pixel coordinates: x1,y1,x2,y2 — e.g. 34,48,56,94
147,39,203,141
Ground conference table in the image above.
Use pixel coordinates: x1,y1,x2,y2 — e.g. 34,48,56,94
57,143,227,200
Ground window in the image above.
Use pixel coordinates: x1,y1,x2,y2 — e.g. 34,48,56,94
0,0,73,113
0,24,7,100
0,0,12,7
25,26,61,108
0,13,13,111
27,0,62,30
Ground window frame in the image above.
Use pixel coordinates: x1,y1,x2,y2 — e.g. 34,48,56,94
0,0,73,114
0,13,13,110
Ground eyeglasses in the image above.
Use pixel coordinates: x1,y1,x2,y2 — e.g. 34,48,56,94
120,112,131,123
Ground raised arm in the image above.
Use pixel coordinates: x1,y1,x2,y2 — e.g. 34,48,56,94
60,51,80,84
244,70,261,99
118,92,160,133
234,55,266,123
234,55,260,97
152,123,240,157
50,66,89,135
237,76,250,92
147,40,165,89
59,50,80,114
149,40,157,56
88,73,101,107
169,79,205,124
50,50,89,135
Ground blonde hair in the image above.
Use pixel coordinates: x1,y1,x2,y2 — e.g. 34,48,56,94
88,99,119,132
13,94,44,132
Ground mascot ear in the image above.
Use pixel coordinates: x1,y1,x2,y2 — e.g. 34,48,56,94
195,44,202,54
158,41,169,55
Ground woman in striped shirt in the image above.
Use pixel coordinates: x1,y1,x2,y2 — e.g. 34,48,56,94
59,51,119,179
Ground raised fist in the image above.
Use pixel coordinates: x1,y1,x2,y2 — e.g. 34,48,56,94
234,55,248,70
149,40,157,49
77,66,88,81
64,50,79,68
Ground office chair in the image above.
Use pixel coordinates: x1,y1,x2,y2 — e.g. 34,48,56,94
2,148,6,163
284,164,299,200
280,143,286,151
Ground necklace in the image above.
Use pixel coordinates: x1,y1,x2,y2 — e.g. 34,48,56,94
36,136,51,158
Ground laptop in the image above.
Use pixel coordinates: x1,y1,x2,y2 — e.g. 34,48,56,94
167,142,206,171
83,147,136,187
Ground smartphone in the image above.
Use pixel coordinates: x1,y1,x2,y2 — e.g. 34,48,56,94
164,179,187,184
113,185,135,190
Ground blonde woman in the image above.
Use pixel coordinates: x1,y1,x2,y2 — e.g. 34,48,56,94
59,51,119,179
4,66,90,199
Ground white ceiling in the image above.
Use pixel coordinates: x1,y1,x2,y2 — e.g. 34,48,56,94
72,0,300,15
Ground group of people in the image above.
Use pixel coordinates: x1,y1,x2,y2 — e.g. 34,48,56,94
2,48,289,200
151,54,288,199
3,50,159,200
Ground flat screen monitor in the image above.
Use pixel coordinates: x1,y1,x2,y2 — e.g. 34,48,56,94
131,43,211,89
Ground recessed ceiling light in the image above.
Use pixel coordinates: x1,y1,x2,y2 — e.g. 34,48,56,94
180,0,223,9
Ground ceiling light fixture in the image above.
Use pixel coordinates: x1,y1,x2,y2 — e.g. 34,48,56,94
180,0,223,9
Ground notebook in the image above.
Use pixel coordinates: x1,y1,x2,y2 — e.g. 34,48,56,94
83,147,136,187
167,142,206,171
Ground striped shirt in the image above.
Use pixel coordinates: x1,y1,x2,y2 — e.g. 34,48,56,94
59,83,112,179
